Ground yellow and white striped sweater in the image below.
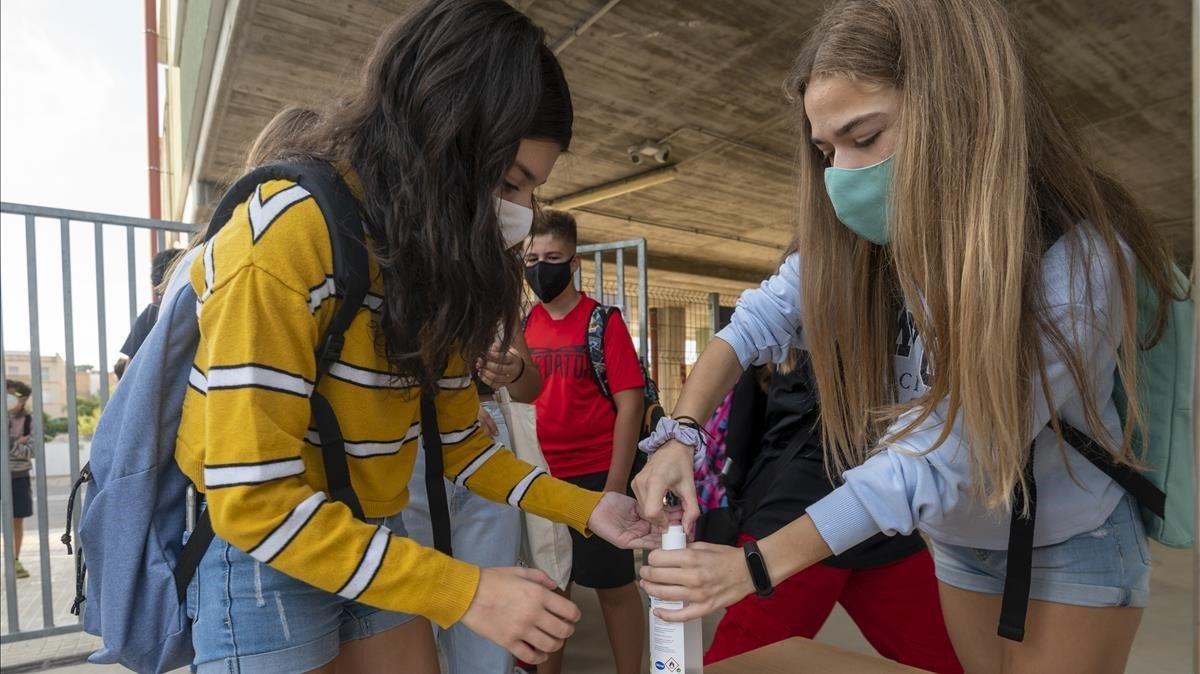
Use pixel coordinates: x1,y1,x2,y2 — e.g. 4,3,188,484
174,178,602,628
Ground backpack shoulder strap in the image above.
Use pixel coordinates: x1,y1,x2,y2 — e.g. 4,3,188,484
174,162,368,601
233,162,369,511
997,419,1168,643
215,161,370,370
204,161,370,360
419,390,453,556
269,162,368,516
585,304,616,401
1060,422,1165,516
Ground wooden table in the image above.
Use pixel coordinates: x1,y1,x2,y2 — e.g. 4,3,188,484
705,637,929,673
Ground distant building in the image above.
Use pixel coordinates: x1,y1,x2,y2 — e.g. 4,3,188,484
4,353,114,419
74,365,116,401
4,351,68,418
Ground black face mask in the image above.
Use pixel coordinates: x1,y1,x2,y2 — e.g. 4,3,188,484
525,260,574,303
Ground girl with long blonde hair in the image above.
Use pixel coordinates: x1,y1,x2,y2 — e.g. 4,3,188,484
633,0,1182,671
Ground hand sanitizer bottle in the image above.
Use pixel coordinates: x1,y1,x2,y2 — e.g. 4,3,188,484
649,525,703,673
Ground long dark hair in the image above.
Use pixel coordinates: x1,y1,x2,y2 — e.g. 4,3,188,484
304,0,572,392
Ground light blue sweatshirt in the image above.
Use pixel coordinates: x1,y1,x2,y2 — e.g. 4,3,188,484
715,226,1129,552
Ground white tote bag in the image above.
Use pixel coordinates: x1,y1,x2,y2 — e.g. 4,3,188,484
496,387,573,589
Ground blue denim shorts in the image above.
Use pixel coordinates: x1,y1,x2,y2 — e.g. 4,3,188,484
930,493,1151,609
186,512,417,673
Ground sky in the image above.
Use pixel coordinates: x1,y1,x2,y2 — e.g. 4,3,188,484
1,0,156,373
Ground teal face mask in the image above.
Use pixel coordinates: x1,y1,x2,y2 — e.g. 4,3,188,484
823,155,893,245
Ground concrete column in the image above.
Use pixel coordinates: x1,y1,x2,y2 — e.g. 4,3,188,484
655,306,687,412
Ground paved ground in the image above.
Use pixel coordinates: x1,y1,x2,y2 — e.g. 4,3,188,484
2,481,1194,674
2,477,86,671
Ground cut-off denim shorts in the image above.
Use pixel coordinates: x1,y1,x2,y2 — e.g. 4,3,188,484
930,492,1151,609
186,512,416,673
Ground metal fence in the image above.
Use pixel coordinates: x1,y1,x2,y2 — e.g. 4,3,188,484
575,239,653,357
0,202,195,644
575,244,738,411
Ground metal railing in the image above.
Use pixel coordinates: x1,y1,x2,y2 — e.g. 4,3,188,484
574,240,739,412
0,202,196,644
576,239,650,360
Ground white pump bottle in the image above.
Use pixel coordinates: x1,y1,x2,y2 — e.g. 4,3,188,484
649,525,703,673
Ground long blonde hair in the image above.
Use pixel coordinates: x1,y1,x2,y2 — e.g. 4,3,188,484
787,0,1180,509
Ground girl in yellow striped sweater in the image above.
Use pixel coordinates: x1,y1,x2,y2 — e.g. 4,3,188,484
175,2,658,672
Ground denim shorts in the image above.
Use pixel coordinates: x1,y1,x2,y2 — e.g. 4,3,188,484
930,493,1151,609
186,511,417,673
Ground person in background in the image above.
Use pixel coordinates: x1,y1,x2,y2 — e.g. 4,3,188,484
113,248,185,378
244,106,322,170
704,356,961,673
522,210,646,674
5,380,34,579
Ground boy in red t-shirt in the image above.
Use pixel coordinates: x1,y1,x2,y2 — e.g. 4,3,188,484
523,211,645,674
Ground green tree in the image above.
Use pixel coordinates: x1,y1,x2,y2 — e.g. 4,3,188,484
42,413,68,440
75,395,100,419
77,405,103,439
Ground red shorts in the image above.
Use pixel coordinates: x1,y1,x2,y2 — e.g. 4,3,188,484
705,536,962,674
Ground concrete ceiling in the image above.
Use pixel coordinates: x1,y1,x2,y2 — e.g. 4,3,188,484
195,0,1193,295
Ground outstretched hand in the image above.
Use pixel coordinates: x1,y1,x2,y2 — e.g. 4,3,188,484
586,492,664,551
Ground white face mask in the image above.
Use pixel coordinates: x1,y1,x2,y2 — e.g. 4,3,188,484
494,196,533,249
6,394,17,410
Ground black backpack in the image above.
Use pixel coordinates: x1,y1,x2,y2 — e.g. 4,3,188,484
694,364,820,545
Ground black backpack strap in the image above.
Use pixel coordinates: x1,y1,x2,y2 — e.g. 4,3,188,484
420,390,454,556
585,304,616,402
310,393,365,519
999,442,1038,642
1059,422,1165,518
292,162,369,521
174,161,370,601
64,462,91,612
174,511,215,602
997,418,1167,641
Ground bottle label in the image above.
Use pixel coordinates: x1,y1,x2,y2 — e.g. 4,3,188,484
650,598,687,673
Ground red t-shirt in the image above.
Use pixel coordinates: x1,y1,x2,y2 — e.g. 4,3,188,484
525,295,645,479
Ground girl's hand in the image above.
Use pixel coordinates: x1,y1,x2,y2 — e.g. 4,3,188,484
460,566,580,664
631,440,700,531
639,542,755,622
476,344,525,389
587,492,663,550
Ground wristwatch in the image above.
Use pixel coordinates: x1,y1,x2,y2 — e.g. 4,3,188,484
743,541,774,598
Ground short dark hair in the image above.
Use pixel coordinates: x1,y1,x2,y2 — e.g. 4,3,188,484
532,210,577,250
152,249,185,289
6,380,31,397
